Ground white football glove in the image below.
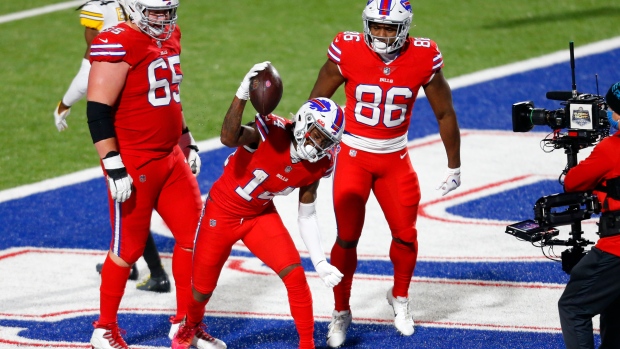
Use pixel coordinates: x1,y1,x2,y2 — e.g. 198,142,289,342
315,260,344,288
235,61,271,100
102,152,133,203
436,167,461,196
54,103,70,132
179,129,201,176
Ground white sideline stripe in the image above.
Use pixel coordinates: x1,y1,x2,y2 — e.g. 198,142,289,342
0,1,85,24
418,36,620,98
0,138,224,204
449,37,620,90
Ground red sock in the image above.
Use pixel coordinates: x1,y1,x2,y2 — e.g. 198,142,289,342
171,245,193,322
389,239,418,298
282,266,314,349
186,295,209,326
330,243,357,312
98,254,131,325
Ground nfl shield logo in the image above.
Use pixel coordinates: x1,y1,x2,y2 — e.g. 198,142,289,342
139,175,146,183
349,149,357,157
383,67,391,76
209,219,216,227
285,166,292,173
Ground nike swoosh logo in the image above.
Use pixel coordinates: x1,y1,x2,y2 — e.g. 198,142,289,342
100,38,108,43
452,179,458,185
400,152,407,159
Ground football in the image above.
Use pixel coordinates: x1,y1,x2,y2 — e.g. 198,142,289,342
249,63,283,115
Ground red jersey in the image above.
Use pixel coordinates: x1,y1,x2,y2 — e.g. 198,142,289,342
208,114,335,217
564,132,620,257
327,32,443,139
90,23,184,161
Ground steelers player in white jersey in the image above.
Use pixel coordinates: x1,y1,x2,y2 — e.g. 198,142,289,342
53,0,125,131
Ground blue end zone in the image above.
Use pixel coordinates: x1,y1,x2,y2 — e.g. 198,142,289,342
447,180,565,222
0,313,595,349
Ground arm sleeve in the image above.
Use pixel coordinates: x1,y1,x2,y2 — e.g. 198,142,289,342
297,201,327,267
61,58,91,107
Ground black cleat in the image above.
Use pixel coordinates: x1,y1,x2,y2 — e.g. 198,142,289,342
136,272,171,293
96,263,139,281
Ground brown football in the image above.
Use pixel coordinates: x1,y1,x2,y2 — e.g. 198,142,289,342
249,63,283,115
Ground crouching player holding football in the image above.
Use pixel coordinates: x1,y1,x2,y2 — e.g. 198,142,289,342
172,62,345,349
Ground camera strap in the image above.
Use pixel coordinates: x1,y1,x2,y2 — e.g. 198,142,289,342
598,210,620,238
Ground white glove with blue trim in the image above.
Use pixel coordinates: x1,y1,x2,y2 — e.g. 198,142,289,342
436,167,461,196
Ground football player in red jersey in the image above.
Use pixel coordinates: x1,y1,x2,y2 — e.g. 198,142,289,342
85,1,222,348
172,63,345,349
308,0,462,346
53,0,173,295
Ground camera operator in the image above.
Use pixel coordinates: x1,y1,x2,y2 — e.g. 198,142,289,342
558,81,620,349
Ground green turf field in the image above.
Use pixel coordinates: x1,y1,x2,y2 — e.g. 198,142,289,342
1,0,619,190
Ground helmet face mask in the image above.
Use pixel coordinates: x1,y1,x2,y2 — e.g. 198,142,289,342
118,0,179,41
362,0,413,54
293,98,345,163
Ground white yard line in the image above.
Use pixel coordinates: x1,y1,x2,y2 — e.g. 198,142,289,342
0,1,85,24
418,37,620,98
449,37,620,90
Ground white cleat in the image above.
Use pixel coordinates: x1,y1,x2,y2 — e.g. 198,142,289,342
169,319,227,349
386,287,415,336
90,321,129,349
326,309,352,348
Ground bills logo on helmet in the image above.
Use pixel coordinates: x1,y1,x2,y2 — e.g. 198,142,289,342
308,98,331,112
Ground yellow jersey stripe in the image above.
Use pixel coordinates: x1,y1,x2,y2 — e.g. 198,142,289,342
80,17,104,31
80,10,103,19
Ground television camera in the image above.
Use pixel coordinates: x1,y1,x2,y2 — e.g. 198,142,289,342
505,42,610,274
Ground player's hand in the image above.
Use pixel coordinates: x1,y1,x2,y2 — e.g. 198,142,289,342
102,152,133,202
436,167,461,196
179,129,201,176
235,61,271,100
315,260,344,288
54,104,70,132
